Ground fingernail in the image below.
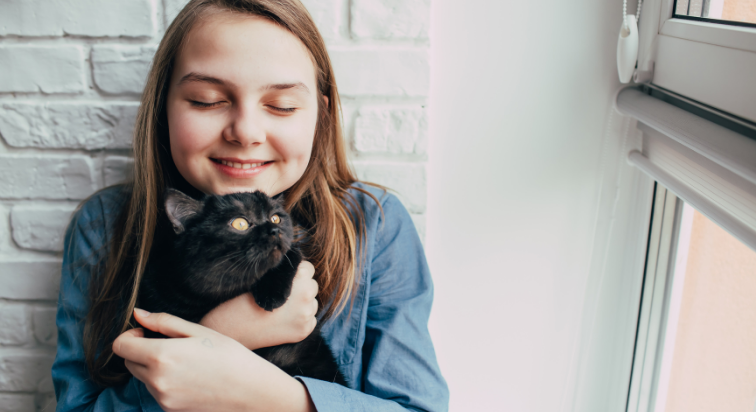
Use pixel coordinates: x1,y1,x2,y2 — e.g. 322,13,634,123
134,308,150,317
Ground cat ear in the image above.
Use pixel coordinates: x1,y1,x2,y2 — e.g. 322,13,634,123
164,189,202,234
271,192,286,207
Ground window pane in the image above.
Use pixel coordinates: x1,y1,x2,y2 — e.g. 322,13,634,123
674,0,756,25
655,204,756,412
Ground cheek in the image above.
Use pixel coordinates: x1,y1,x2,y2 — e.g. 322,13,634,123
167,103,222,162
274,110,318,163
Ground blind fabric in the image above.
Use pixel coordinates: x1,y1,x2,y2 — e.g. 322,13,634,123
616,88,756,252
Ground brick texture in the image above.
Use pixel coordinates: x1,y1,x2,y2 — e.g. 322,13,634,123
0,393,35,412
0,103,137,150
0,0,155,37
0,0,430,405
0,156,96,200
92,45,157,95
10,205,76,252
351,0,430,39
0,348,56,392
354,106,427,154
0,261,62,300
0,46,85,94
103,156,135,187
32,307,58,347
0,304,30,346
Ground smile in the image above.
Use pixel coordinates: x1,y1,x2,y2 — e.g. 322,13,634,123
210,158,274,177
216,159,267,169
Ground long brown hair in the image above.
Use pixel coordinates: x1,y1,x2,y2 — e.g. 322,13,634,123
85,0,380,387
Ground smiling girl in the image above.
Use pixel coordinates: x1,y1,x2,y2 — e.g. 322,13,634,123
52,0,447,411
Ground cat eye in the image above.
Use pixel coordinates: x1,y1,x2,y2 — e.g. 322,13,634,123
230,217,250,231
270,215,280,224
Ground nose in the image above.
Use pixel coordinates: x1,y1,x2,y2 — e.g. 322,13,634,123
269,227,280,236
224,105,266,147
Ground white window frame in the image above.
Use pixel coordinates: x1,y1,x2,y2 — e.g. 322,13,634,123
626,185,687,412
637,0,756,122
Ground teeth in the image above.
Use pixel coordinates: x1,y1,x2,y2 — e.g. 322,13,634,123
218,159,266,169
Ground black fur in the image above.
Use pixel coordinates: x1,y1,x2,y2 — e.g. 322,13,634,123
138,188,347,386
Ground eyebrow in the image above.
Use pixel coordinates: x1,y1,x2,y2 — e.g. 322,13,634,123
177,72,310,94
260,82,310,94
177,72,226,86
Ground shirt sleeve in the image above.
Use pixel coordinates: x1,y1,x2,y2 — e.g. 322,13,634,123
298,193,449,412
53,193,156,412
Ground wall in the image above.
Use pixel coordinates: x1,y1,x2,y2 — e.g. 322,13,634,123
426,0,635,410
0,0,430,411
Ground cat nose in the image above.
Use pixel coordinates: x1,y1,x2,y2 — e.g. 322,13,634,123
269,227,280,236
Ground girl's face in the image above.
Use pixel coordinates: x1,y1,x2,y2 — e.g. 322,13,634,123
166,12,320,196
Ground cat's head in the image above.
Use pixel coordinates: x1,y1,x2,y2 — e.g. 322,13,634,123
163,188,294,297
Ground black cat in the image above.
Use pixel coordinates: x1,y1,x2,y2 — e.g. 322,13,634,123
137,188,347,386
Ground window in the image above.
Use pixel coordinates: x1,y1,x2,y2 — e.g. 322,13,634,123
637,0,756,122
674,0,756,26
627,184,756,412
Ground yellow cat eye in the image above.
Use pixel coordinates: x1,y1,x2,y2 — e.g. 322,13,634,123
231,217,249,231
270,214,280,224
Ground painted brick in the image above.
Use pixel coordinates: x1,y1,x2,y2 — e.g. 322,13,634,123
164,0,190,27
11,205,76,252
0,155,96,200
0,304,30,346
351,0,429,39
0,348,56,392
36,393,56,412
0,102,138,150
0,261,62,301
104,156,135,186
32,307,57,347
92,45,157,95
0,0,155,37
353,106,427,154
0,393,35,412
300,0,342,40
0,46,85,94
353,160,426,214
331,49,429,97
0,204,11,253
36,375,53,394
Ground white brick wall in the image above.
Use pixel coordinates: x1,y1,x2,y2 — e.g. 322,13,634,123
0,0,429,409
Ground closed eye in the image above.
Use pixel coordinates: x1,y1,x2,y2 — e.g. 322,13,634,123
190,100,225,108
268,106,297,113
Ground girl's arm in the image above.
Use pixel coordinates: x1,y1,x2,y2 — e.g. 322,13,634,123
197,261,320,351
53,189,149,411
297,191,449,411
115,309,316,412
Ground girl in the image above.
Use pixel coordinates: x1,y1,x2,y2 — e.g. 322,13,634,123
52,0,448,411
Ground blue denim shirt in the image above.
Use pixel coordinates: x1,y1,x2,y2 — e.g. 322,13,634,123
52,183,449,411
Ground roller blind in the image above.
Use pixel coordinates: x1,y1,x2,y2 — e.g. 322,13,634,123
616,88,756,251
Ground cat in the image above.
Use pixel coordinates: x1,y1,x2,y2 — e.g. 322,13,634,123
137,188,347,386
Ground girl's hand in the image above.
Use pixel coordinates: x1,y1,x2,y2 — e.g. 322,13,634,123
113,309,316,412
199,260,319,350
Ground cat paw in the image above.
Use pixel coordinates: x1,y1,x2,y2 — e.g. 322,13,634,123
255,294,288,312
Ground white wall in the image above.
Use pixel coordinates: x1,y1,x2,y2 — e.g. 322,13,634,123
426,0,630,410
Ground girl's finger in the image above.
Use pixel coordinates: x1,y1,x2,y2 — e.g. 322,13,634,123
133,308,211,338
121,327,145,338
113,330,163,365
